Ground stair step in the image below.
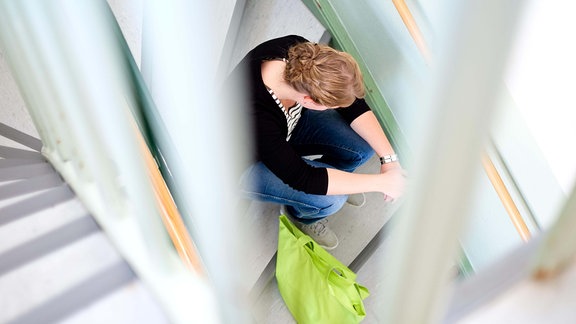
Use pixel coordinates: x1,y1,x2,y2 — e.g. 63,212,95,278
0,162,54,182
0,124,168,323
0,232,127,323
0,185,76,226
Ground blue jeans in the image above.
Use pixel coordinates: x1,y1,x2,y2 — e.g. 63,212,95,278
240,109,374,223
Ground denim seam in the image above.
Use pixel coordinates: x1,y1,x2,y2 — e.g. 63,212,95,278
240,190,322,217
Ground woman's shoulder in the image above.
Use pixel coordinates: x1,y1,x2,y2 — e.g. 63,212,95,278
250,35,309,60
261,35,309,47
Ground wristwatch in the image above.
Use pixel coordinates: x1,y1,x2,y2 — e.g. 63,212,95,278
379,154,398,165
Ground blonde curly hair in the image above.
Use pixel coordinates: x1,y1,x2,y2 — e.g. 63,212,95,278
285,42,365,108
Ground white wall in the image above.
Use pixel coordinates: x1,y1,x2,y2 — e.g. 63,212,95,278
504,0,576,195
0,44,38,146
108,0,143,67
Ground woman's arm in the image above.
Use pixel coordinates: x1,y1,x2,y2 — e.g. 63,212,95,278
350,111,402,173
326,168,405,199
325,110,406,199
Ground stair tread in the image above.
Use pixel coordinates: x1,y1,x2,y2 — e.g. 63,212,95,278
0,232,126,323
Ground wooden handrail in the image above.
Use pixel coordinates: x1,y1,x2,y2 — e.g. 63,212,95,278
392,0,531,241
481,154,531,241
392,0,431,63
133,120,205,275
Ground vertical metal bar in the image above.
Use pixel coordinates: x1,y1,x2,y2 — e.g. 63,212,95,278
102,2,206,276
0,1,219,323
141,0,251,322
392,0,533,243
378,0,525,322
0,2,58,156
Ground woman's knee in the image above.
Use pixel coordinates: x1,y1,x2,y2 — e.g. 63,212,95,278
295,194,347,219
320,195,347,216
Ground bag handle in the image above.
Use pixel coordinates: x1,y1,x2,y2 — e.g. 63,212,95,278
327,268,369,316
296,236,357,284
296,235,369,316
296,234,315,247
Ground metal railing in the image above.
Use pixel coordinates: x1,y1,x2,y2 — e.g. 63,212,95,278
0,1,218,322
392,0,533,242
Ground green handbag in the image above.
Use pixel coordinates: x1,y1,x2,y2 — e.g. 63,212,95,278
276,214,370,323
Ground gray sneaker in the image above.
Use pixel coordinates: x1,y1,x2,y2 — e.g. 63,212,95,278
280,206,339,250
346,193,366,207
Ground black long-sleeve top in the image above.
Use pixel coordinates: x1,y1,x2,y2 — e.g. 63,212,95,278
230,35,370,194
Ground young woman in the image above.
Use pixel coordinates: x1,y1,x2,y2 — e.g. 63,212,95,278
233,35,406,249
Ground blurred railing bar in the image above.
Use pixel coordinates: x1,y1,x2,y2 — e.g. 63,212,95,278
103,2,206,276
379,0,526,322
0,1,218,322
393,0,533,242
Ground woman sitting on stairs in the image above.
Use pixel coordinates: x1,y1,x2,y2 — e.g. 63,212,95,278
231,35,406,250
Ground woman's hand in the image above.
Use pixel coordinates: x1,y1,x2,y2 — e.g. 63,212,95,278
378,166,407,202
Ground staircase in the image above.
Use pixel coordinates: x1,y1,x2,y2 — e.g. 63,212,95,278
0,123,169,324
